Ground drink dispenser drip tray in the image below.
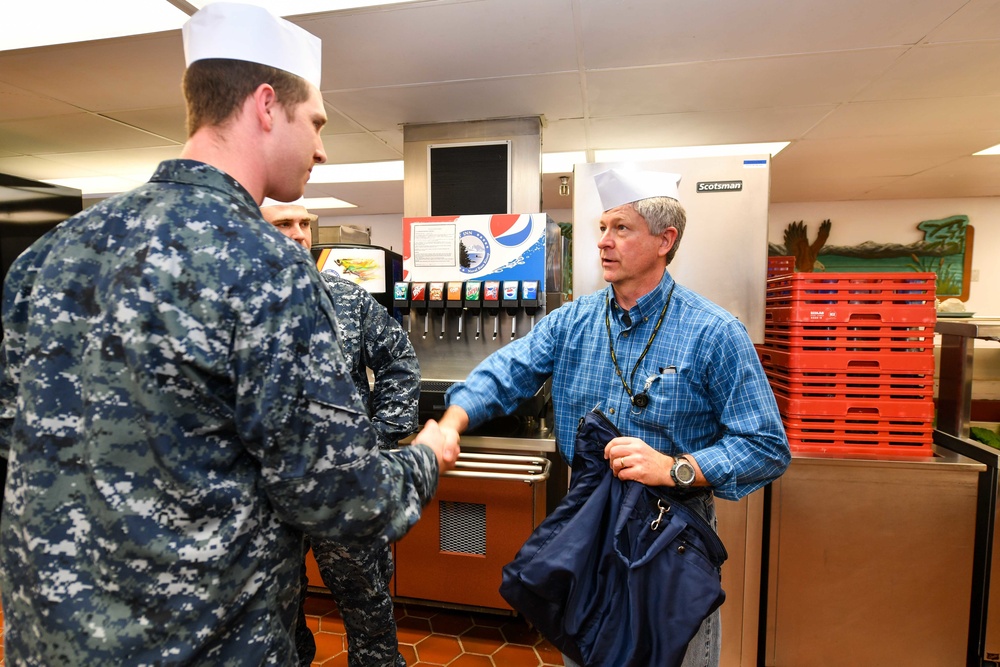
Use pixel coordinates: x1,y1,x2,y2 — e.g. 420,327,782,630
417,379,551,439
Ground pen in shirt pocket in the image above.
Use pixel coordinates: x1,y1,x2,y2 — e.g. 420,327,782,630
659,365,677,374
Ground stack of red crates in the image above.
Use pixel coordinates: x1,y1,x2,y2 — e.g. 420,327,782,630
758,271,937,457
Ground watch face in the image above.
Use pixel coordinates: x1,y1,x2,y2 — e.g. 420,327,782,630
674,460,696,485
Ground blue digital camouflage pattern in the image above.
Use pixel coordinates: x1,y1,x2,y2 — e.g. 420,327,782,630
318,274,419,449
299,274,418,667
0,159,439,666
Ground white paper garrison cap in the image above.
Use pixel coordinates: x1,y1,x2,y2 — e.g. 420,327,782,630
594,169,682,211
182,2,322,89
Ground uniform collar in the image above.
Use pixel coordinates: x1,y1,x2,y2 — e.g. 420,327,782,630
608,270,675,326
149,159,259,212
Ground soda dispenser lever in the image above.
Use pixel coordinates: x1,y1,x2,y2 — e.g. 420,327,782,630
393,282,411,333
428,282,445,339
409,282,428,338
446,282,464,340
463,281,482,341
521,280,540,330
483,281,501,341
502,281,520,340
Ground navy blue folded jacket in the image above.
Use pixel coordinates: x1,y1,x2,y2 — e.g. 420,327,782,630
499,408,728,667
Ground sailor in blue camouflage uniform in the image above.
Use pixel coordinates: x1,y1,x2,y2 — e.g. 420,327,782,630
263,203,417,667
0,5,458,666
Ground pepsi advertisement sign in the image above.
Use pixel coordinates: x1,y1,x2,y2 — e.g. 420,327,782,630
403,213,547,286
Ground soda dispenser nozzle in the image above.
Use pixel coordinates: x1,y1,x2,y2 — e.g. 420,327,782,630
502,280,520,340
409,283,429,338
521,280,540,330
428,282,445,339
483,281,501,341
446,282,464,339
393,282,411,333
463,281,482,341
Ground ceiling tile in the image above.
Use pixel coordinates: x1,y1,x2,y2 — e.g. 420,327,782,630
585,49,906,117
325,73,584,131
863,155,1000,199
0,113,177,155
36,146,184,179
105,106,188,144
924,0,1000,43
586,106,836,148
805,96,1000,139
321,131,404,163
303,0,578,90
856,41,1000,100
774,133,1000,181
579,0,967,67
0,32,185,111
541,119,588,153
0,81,81,122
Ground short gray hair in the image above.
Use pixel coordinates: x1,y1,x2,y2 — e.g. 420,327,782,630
631,197,686,264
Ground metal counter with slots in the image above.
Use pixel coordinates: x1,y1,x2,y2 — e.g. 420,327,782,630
393,435,555,612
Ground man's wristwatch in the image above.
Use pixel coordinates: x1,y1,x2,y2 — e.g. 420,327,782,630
670,455,696,488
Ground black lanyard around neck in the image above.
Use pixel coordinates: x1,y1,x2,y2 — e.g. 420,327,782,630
604,283,675,408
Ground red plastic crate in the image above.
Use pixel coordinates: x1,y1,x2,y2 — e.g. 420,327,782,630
782,414,933,457
766,273,936,312
767,255,795,278
763,365,932,400
756,344,935,372
763,322,934,353
770,392,934,419
765,303,936,325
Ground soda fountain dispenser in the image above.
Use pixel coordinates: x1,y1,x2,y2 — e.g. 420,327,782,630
410,282,428,338
447,281,464,339
393,281,411,332
464,281,482,340
428,282,446,339
521,280,540,330
483,281,501,340
502,280,520,340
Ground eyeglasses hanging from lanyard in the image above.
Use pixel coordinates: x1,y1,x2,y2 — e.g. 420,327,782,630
604,283,675,409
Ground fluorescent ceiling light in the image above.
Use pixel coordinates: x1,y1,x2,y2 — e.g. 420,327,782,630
1,0,425,52
595,142,790,162
309,161,404,183
1,0,189,52
542,152,587,174
973,143,1000,156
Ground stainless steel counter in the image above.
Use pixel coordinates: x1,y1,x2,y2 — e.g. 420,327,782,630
934,317,1000,666
763,446,985,667
937,317,1000,439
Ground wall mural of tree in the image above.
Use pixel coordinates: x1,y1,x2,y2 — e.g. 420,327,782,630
769,215,973,299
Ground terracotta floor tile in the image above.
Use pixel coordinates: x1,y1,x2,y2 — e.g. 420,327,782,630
428,609,476,636
458,624,505,655
396,613,434,644
499,619,544,646
0,595,569,667
492,642,543,666
399,643,419,664
449,654,495,667
414,633,463,664
317,614,347,635
534,639,565,666
312,629,347,663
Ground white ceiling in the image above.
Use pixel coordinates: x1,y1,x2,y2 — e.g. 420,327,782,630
1,0,999,217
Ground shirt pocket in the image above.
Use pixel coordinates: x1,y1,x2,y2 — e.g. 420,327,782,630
630,365,691,445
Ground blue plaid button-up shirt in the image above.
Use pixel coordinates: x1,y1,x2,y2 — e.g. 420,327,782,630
446,270,789,500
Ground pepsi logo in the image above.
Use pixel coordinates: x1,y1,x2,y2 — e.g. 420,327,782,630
489,214,532,247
